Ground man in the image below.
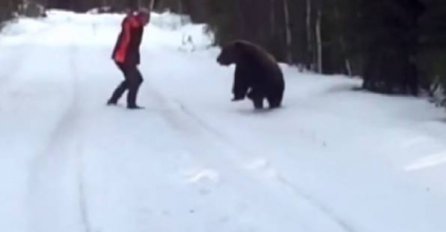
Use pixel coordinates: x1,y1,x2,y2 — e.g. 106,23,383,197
107,8,150,109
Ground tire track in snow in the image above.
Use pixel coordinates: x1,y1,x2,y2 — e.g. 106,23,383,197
274,175,357,232
193,106,358,232
27,45,91,232
170,100,359,232
178,102,358,232
144,86,359,232
69,45,92,232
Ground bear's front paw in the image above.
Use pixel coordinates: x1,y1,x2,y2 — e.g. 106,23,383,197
232,97,244,101
232,93,245,101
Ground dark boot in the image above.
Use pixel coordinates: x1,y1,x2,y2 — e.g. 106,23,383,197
127,105,144,110
127,84,141,108
107,99,117,106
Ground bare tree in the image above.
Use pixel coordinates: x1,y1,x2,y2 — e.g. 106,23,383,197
315,8,322,73
283,0,292,64
306,0,313,70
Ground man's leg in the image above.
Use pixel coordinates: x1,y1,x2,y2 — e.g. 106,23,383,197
108,63,129,105
108,81,128,105
126,66,144,109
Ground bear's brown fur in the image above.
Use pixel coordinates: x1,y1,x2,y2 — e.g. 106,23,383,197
217,40,285,109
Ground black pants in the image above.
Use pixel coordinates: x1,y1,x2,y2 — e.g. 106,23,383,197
109,62,143,107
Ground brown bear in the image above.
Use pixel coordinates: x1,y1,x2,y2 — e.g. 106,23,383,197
217,40,285,109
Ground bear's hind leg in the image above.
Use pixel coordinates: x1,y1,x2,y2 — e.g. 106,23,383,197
253,97,264,109
248,89,265,109
267,91,283,109
267,97,281,108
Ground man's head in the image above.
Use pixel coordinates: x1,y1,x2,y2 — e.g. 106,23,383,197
136,8,150,26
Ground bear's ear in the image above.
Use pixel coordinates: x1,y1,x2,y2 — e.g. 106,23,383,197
232,40,247,57
233,41,245,49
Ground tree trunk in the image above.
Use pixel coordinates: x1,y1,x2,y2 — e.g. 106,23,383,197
177,0,183,13
316,8,322,73
283,0,292,64
306,0,313,70
269,0,275,35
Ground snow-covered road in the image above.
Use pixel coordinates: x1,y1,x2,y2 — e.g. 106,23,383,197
1,11,446,232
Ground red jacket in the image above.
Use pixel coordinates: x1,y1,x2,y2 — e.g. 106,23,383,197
112,14,144,65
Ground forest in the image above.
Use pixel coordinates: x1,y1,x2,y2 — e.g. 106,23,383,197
1,0,445,100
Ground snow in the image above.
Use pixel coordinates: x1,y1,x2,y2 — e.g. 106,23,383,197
1,10,446,232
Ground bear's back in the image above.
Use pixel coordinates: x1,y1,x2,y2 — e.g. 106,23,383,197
236,41,284,86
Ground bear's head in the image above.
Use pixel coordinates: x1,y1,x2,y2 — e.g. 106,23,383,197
217,41,245,66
